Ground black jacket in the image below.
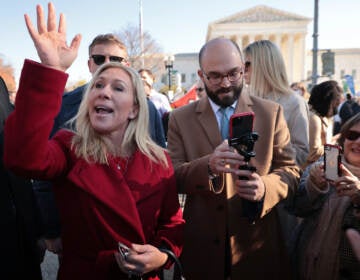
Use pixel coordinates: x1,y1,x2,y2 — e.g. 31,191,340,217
0,76,43,279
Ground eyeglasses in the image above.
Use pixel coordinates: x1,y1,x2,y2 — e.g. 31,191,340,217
244,61,251,72
90,55,126,65
202,68,243,85
344,130,360,141
196,87,204,92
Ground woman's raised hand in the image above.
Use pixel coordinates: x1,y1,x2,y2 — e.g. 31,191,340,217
24,2,81,72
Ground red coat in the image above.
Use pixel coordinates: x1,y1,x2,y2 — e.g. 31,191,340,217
4,60,184,280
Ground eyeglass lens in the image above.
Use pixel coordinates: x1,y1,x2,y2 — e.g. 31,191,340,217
345,130,360,141
91,55,124,65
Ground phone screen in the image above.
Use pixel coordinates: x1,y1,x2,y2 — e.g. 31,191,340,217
324,144,341,181
229,112,254,139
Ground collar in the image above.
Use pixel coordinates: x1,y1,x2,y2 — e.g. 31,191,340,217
207,96,237,116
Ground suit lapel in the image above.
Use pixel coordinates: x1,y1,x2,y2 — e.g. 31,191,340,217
196,97,223,148
195,92,255,149
234,90,254,114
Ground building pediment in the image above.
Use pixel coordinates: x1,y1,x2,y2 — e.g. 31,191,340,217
212,5,311,24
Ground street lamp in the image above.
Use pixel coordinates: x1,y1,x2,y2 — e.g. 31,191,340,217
311,0,319,88
164,55,175,92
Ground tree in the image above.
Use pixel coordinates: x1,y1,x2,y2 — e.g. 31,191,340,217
0,56,16,93
115,24,165,76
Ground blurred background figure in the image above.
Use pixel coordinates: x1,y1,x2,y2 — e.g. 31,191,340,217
139,69,172,118
0,76,43,279
339,93,360,131
333,93,346,136
305,80,343,168
243,40,309,167
139,69,172,141
290,81,310,101
290,113,360,280
195,79,206,99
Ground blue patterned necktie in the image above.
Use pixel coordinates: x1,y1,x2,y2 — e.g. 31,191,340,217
220,107,230,140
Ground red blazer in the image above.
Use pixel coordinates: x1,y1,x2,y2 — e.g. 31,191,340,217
4,60,184,280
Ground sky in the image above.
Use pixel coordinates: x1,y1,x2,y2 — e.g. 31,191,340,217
1,0,359,86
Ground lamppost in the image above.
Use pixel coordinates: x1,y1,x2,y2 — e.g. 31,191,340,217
164,55,175,92
311,0,319,88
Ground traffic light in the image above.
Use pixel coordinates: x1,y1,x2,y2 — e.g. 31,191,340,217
321,50,335,76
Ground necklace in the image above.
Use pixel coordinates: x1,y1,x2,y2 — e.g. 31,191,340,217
115,156,131,173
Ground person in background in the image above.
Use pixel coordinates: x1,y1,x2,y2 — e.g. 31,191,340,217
290,112,360,280
139,69,172,118
0,76,43,279
339,93,360,130
195,79,206,99
139,69,172,141
243,40,309,167
305,80,342,168
167,37,300,279
333,93,346,136
290,81,310,101
4,3,184,279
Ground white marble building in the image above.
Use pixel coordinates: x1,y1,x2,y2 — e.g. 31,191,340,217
172,5,360,93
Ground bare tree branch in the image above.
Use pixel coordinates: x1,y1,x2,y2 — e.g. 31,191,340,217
115,23,165,77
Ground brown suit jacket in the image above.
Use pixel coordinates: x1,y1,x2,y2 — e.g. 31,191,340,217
167,91,300,280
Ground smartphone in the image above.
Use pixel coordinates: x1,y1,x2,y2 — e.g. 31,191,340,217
229,112,255,140
324,144,341,181
118,242,130,258
228,111,257,163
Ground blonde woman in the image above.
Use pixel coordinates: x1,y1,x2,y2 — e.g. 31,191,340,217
243,40,309,167
4,3,184,280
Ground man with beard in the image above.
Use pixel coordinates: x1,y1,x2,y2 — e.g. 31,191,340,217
167,37,300,279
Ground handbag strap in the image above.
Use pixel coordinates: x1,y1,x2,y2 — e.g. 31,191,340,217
159,248,186,280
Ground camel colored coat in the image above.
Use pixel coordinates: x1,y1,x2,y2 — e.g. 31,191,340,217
167,91,300,280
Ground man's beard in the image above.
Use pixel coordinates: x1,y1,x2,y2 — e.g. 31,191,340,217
204,82,243,107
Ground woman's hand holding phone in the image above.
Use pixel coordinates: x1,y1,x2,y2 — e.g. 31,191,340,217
309,162,327,190
334,164,360,199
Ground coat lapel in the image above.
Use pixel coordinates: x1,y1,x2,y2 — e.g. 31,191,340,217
196,97,223,148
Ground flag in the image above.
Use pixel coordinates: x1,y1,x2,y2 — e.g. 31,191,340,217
170,85,197,108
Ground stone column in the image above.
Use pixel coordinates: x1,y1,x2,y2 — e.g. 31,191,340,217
287,34,295,82
235,36,243,50
275,34,282,49
248,34,255,44
298,34,306,81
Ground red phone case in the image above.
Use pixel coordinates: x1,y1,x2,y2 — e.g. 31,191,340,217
229,112,255,139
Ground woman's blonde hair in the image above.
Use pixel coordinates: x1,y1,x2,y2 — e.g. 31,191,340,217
70,62,168,167
243,40,291,99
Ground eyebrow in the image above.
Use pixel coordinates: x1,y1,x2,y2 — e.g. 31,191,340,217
206,67,241,75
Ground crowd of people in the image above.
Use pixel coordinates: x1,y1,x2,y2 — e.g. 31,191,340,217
1,2,360,280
